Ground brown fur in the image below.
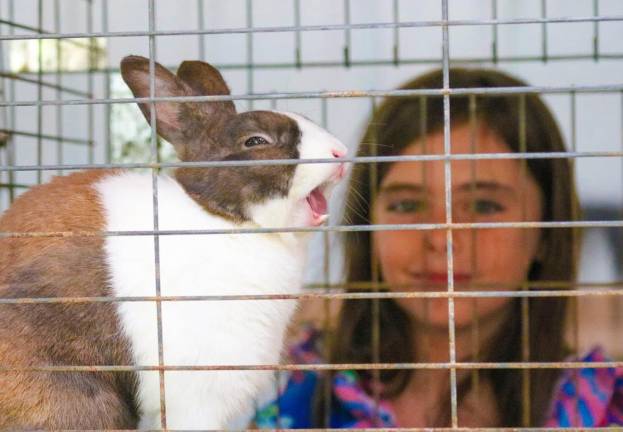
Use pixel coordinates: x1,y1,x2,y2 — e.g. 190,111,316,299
0,169,139,429
175,110,300,222
121,56,302,223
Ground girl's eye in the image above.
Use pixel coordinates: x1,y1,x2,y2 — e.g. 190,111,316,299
472,199,504,215
387,199,426,213
244,136,269,148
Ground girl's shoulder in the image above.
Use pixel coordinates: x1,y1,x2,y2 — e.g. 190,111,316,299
546,347,623,427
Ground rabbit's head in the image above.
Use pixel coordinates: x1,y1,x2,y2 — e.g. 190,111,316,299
120,56,347,232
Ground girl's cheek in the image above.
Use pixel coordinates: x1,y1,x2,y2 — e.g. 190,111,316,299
473,229,539,285
376,232,424,282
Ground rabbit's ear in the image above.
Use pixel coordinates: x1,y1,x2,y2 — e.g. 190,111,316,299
177,60,236,117
120,55,190,146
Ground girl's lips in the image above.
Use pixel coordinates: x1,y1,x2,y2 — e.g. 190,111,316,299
412,272,473,285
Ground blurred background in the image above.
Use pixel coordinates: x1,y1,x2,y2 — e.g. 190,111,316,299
0,0,621,356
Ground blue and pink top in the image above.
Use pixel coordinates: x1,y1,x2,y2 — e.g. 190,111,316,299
256,326,623,428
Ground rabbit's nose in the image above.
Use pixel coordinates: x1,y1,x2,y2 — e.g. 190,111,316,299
332,148,346,158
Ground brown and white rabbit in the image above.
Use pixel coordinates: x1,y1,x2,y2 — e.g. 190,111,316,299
0,55,347,429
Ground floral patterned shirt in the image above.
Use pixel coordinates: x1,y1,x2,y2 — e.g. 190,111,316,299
256,326,623,428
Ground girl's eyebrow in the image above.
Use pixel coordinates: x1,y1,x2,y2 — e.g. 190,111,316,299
454,181,516,194
379,183,426,194
379,181,517,195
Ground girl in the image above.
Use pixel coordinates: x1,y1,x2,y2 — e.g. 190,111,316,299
256,68,623,428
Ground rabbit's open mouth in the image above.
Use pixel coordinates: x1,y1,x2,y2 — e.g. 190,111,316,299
306,186,329,226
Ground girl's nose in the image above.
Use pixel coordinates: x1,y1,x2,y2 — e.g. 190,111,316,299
424,228,450,253
424,227,465,255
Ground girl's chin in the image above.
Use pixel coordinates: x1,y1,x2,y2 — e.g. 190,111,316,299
396,298,509,330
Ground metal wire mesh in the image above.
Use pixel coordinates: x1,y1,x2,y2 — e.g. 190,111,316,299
0,0,622,430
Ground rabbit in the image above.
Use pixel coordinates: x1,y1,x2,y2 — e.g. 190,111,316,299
0,55,347,429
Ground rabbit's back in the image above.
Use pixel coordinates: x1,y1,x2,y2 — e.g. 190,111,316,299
0,170,115,280
0,169,140,428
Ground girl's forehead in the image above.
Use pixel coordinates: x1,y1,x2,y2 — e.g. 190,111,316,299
401,123,512,155
383,125,537,187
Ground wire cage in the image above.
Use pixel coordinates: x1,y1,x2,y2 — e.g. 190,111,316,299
0,0,622,430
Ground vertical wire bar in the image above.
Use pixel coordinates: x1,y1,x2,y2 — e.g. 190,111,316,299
87,0,94,164
593,0,599,61
54,0,63,175
620,92,623,306
370,98,381,426
197,0,206,61
147,0,167,427
520,295,531,426
102,0,111,164
267,92,283,427
392,0,399,66
570,90,578,360
369,96,381,426
468,94,480,400
571,91,577,153
321,97,333,428
37,0,43,184
420,95,431,368
570,90,580,386
294,0,301,68
343,0,351,67
569,90,580,427
518,94,531,427
267,93,283,427
619,92,623,352
0,10,6,203
0,7,6,206
0,139,3,207
441,0,458,428
541,0,548,63
7,0,16,201
246,0,254,110
491,0,498,64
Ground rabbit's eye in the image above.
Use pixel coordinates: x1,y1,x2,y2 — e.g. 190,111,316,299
244,136,269,148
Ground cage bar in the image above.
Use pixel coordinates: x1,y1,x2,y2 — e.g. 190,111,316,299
146,0,168,426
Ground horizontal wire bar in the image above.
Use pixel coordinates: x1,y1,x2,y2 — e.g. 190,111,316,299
1,360,621,373
0,182,29,189
0,220,620,239
24,52,623,76
0,19,94,49
0,288,621,305
2,84,623,108
308,280,623,291
0,15,622,41
0,150,622,173
0,72,92,98
0,129,92,145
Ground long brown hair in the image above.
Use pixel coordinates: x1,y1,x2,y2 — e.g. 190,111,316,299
320,68,580,427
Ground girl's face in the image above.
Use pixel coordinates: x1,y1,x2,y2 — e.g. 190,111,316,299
372,123,543,329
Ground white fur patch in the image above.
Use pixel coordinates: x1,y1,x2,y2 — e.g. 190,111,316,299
96,172,306,429
280,111,346,199
247,111,347,230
